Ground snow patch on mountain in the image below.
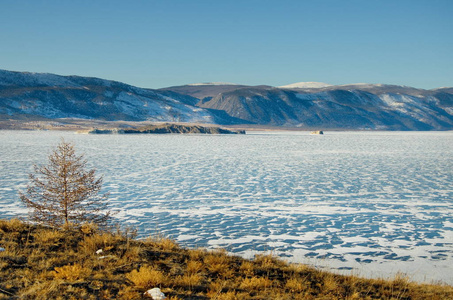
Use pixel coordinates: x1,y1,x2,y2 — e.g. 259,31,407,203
295,91,337,102
188,82,238,86
379,94,422,107
0,70,80,88
279,82,333,89
112,91,215,123
338,83,418,90
114,92,150,116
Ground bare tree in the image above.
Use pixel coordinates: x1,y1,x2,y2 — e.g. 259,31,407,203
19,140,112,228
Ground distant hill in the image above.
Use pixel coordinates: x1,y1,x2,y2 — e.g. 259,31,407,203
1,69,452,130
158,83,249,100
195,84,453,130
0,70,242,125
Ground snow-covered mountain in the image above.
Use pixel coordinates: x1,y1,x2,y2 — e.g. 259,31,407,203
195,85,453,130
0,70,240,124
279,82,333,89
158,83,250,100
1,69,452,130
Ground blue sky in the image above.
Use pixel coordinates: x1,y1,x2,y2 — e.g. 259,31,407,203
1,0,452,89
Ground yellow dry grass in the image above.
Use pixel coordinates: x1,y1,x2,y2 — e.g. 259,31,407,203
239,276,274,291
126,265,168,289
1,218,453,299
51,263,91,281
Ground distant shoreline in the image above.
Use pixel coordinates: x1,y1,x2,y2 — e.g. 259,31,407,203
1,118,452,132
0,118,365,132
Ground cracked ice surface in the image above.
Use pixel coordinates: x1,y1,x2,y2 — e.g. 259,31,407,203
0,130,452,284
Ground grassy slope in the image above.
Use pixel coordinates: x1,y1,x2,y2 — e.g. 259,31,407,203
1,219,452,300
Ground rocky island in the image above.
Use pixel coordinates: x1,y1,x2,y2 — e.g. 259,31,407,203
310,130,324,135
86,123,245,135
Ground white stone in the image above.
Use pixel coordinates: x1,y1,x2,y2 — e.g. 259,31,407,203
144,287,166,300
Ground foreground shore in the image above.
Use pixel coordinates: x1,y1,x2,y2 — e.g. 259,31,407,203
1,219,452,299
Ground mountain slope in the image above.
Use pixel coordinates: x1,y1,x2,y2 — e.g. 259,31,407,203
1,70,452,130
158,83,249,100
197,85,453,130
0,70,241,124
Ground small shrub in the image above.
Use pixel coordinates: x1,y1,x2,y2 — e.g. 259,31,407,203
120,244,143,261
79,232,120,255
19,280,62,299
34,229,65,244
27,249,49,267
188,248,206,261
322,274,338,292
240,261,255,277
126,265,167,289
286,263,312,273
51,263,91,281
285,277,307,293
239,276,273,291
0,261,9,270
254,253,286,270
0,218,27,233
207,280,227,298
117,286,141,299
0,242,22,257
173,273,203,289
391,272,410,286
346,292,362,299
186,260,204,274
204,253,230,275
80,222,98,235
149,236,180,251
216,291,248,300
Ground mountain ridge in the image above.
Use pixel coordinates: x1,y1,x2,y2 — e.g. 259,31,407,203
0,69,245,126
1,69,452,130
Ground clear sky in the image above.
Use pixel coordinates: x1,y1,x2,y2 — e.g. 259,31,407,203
1,0,452,89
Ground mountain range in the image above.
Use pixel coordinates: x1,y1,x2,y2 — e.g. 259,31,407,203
1,69,452,130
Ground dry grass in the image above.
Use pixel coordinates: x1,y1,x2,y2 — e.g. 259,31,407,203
254,253,286,270
147,235,180,252
239,260,255,277
285,276,308,293
173,273,203,289
33,228,65,244
203,252,231,276
0,218,27,233
126,265,168,289
186,260,204,274
239,276,274,291
51,263,91,281
1,218,453,299
79,232,121,255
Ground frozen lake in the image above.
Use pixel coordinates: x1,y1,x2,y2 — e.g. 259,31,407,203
1,130,452,284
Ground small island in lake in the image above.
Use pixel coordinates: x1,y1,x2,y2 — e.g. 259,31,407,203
86,123,245,135
310,130,324,135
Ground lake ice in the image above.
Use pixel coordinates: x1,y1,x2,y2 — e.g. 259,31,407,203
1,130,452,284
